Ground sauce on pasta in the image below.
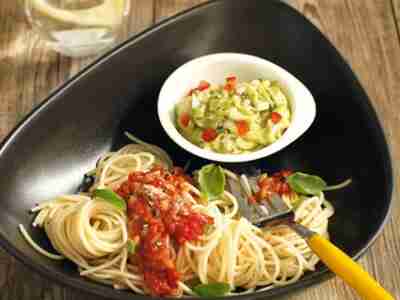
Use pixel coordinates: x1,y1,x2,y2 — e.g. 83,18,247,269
117,166,213,296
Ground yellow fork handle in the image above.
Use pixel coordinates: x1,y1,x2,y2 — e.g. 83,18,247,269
308,234,394,300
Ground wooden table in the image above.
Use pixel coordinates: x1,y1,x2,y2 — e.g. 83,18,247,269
1,1,399,299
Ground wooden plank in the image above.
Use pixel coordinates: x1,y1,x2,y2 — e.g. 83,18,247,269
0,1,70,130
154,0,208,22
391,0,400,43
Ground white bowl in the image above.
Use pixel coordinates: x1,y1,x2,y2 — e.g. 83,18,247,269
158,53,316,163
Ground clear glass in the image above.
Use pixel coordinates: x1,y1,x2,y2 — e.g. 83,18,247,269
24,0,130,57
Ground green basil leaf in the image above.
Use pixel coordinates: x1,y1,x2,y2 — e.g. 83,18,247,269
193,283,230,298
127,240,137,254
198,164,225,200
287,172,327,196
93,188,127,211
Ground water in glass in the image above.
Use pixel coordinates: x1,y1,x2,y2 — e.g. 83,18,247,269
25,0,129,57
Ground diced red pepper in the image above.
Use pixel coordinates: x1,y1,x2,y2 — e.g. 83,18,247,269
270,112,282,124
197,80,210,91
235,120,249,136
188,80,210,95
201,128,218,142
179,113,191,128
224,75,237,91
224,84,235,91
254,169,293,202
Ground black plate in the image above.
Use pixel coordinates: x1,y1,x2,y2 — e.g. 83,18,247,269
0,0,393,299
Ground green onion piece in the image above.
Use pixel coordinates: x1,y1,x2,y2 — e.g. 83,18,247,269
193,283,230,298
93,188,127,211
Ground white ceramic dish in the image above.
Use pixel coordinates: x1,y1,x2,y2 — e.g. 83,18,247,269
158,53,316,163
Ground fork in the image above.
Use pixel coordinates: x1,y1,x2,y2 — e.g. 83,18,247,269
227,174,394,300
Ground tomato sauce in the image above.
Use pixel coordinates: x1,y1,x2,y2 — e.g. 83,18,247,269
116,166,213,296
254,170,293,202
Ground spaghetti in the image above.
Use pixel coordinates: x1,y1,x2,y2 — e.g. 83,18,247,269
20,142,335,297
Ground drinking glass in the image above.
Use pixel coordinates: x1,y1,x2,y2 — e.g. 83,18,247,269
24,0,130,57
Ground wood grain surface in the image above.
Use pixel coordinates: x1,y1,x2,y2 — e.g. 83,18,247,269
1,1,399,299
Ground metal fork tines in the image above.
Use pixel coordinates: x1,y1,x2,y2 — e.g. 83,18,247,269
256,194,294,226
234,174,294,226
226,172,294,226
226,174,252,220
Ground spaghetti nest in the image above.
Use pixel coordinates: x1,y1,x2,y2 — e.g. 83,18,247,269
21,143,334,297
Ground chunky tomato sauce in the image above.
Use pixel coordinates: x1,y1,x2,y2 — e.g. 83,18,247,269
251,170,293,203
116,166,213,296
